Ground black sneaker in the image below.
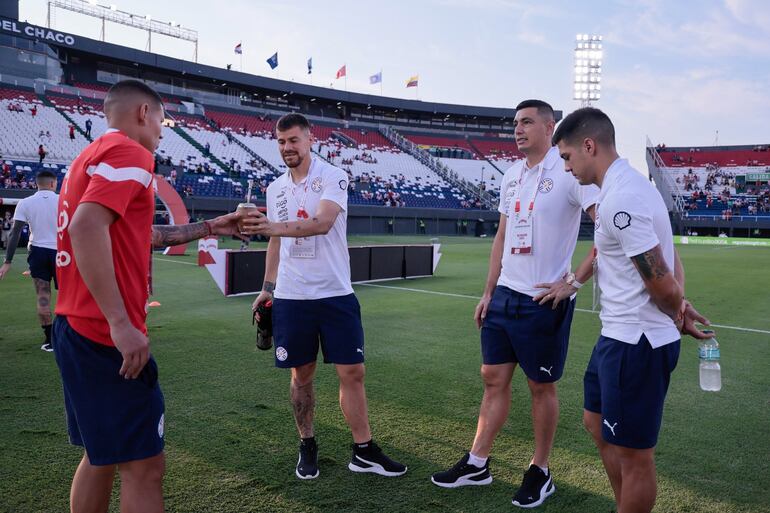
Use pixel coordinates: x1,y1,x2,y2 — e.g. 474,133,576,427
512,464,555,508
40,343,53,352
295,439,319,480
348,441,407,477
431,453,492,488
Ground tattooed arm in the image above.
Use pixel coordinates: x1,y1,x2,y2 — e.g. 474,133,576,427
151,221,210,248
151,211,251,248
252,200,341,238
630,244,683,320
0,221,26,280
252,235,280,316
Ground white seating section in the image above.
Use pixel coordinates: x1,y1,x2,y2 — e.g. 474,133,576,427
186,128,274,181
439,157,501,187
0,97,89,162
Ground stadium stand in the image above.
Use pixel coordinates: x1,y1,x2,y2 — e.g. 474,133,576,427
652,146,770,219
0,87,88,162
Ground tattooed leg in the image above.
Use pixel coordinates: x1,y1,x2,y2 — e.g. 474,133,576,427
33,278,52,326
290,362,317,438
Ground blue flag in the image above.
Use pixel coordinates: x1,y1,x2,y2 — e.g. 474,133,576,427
267,52,278,70
369,71,382,84
307,57,313,74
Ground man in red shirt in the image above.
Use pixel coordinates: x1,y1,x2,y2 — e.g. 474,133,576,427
54,80,251,513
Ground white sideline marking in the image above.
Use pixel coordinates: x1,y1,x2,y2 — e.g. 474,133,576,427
357,283,770,335
154,257,198,266
150,261,770,335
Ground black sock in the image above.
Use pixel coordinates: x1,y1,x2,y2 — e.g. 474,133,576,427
42,324,52,345
301,436,316,446
354,439,373,453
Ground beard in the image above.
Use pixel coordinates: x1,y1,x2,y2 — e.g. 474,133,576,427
282,152,304,168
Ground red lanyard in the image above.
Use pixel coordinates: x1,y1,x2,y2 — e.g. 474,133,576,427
291,180,309,218
513,160,545,219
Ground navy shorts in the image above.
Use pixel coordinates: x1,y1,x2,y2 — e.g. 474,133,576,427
480,285,575,382
53,316,165,465
272,293,365,368
27,245,57,288
583,335,680,449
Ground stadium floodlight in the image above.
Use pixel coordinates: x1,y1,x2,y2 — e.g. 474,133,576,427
573,34,603,107
47,0,199,61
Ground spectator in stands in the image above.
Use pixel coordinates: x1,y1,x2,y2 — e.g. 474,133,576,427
205,141,210,153
38,144,47,164
69,125,75,140
85,118,92,138
30,104,37,117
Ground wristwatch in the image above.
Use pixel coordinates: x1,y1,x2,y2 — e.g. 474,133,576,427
565,272,583,289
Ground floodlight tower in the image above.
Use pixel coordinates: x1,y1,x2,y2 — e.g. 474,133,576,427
573,34,603,107
47,0,199,61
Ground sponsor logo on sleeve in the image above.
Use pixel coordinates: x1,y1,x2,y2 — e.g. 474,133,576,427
613,211,631,230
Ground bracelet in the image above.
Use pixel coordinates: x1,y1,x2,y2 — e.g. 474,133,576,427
204,220,213,236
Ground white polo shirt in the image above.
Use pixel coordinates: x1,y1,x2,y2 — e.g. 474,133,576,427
497,146,599,297
266,158,353,300
13,189,59,250
594,158,680,348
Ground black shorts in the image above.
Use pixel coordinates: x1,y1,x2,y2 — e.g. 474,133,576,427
584,335,680,449
53,316,165,465
480,285,575,382
272,293,365,368
27,245,57,288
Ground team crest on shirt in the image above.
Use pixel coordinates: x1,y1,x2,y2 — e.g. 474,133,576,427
276,346,288,361
339,179,348,190
613,211,632,230
538,177,554,193
311,177,323,193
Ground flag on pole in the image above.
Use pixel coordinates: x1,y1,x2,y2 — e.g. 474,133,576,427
307,57,313,74
406,75,419,88
369,71,382,84
336,64,346,79
267,52,279,70
234,42,242,55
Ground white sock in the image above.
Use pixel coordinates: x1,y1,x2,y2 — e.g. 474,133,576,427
467,452,488,467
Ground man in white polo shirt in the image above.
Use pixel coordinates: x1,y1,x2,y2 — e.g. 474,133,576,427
0,170,59,351
250,113,407,481
552,107,711,513
431,100,599,509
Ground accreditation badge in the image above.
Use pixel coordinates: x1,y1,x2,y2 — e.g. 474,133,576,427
511,215,534,255
290,236,316,259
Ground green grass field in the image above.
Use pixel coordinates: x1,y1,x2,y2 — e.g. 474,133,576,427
1,236,768,513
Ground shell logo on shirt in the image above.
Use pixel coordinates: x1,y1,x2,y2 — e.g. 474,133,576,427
613,211,632,230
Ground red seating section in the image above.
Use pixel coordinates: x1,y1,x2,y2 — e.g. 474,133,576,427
658,149,770,167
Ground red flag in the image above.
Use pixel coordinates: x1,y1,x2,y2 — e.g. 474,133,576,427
336,65,346,79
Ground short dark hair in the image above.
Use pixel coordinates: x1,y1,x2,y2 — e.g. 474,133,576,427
104,80,163,109
36,170,56,181
515,99,554,120
276,113,311,133
552,107,615,148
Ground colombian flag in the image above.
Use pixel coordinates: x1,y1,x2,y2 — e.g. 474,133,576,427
406,75,419,88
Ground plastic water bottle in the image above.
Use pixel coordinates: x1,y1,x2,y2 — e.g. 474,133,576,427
698,331,721,392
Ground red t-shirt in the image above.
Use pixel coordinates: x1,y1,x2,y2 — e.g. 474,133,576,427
55,129,155,346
